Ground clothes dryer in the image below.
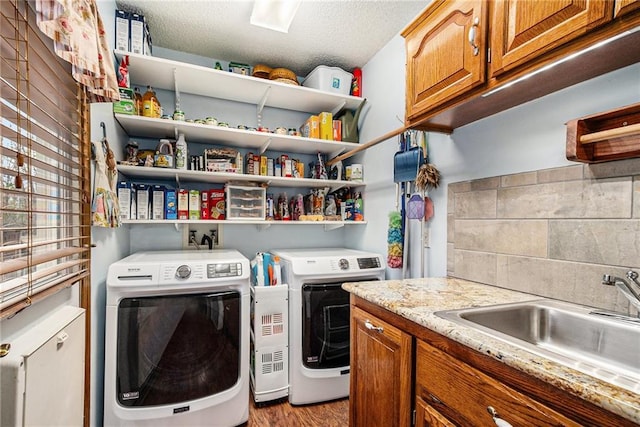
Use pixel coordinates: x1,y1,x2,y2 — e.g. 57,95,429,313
271,248,384,405
104,250,250,426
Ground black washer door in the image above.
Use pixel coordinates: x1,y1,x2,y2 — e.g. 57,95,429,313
301,282,351,369
116,291,240,407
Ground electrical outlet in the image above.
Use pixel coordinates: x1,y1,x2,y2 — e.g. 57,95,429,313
183,224,220,249
423,228,430,248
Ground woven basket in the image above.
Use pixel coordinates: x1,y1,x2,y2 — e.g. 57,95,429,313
252,64,272,79
269,67,298,85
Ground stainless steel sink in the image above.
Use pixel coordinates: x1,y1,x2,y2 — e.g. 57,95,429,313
435,299,640,393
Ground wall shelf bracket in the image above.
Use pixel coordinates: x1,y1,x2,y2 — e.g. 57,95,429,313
331,100,347,115
259,138,272,154
324,222,344,231
173,67,180,111
256,86,271,127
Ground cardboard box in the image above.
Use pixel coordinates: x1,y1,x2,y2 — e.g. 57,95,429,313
189,190,200,220
319,112,333,140
165,188,177,220
200,190,210,220
135,184,150,220
151,185,165,220
130,13,145,55
209,189,225,220
117,181,133,220
260,156,267,176
113,88,135,114
301,115,320,139
177,189,189,219
115,10,129,52
333,120,342,141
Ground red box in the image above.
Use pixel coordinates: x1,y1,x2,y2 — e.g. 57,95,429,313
200,190,210,220
209,189,225,220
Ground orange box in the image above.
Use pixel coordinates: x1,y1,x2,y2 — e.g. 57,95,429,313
319,112,333,140
333,120,342,141
302,115,320,139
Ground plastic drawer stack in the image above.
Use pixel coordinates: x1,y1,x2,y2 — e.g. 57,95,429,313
250,284,288,403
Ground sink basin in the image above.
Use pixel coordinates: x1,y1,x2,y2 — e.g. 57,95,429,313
435,299,640,393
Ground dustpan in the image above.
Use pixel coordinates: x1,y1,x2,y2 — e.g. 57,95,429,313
394,146,424,183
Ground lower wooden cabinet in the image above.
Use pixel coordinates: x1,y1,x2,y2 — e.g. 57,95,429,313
415,397,455,427
415,340,581,426
349,296,637,427
349,306,412,427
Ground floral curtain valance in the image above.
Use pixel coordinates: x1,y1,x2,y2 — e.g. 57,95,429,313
35,0,119,101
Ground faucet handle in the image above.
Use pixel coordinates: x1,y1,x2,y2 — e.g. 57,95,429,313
626,270,638,280
602,274,613,286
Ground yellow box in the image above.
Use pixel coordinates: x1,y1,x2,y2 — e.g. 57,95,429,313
260,155,267,176
319,112,333,140
302,115,320,139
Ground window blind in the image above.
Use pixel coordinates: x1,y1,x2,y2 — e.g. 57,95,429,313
1,0,91,319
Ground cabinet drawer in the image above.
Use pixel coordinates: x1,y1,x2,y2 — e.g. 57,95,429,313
415,340,581,426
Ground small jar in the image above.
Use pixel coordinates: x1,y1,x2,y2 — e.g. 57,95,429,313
173,110,185,121
205,117,218,126
275,127,287,135
257,126,269,133
288,128,298,136
237,124,248,130
218,122,229,128
194,119,205,125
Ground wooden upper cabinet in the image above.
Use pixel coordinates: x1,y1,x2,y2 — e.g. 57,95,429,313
349,306,412,427
615,0,640,17
489,0,614,78
402,0,488,122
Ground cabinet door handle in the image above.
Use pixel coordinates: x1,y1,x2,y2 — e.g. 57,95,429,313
487,406,513,427
468,17,480,56
364,320,384,333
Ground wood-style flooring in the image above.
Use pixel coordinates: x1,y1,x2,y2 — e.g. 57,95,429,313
246,397,349,426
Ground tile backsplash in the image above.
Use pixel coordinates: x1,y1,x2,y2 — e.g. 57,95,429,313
447,158,640,315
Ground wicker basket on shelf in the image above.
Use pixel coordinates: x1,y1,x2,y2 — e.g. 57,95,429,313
268,67,299,85
252,64,272,79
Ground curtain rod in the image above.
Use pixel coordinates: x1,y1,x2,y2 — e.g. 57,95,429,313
327,125,406,166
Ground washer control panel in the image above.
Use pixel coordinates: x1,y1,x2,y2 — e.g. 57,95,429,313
175,265,192,279
207,262,243,278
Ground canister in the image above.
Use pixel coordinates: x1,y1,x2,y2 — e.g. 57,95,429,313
173,110,185,121
350,164,363,182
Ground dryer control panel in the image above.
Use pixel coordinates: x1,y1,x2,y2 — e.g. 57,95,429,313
207,263,243,278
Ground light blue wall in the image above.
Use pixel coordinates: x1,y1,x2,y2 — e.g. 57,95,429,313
359,32,640,278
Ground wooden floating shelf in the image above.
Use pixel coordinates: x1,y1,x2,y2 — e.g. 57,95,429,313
566,102,640,163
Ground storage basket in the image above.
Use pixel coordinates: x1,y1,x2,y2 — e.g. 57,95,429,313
269,67,298,85
303,65,353,95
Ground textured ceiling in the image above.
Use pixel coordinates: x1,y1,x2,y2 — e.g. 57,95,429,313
115,0,428,77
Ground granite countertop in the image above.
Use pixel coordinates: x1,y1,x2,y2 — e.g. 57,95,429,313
343,277,640,424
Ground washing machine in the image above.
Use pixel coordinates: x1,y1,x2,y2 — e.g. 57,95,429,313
104,250,250,427
270,248,385,405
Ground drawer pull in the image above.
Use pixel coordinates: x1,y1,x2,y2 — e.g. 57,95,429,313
468,17,480,56
487,406,513,427
429,393,442,404
364,320,383,333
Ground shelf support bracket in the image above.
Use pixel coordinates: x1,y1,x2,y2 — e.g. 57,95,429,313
174,173,180,189
173,67,180,112
324,222,344,231
259,137,272,154
330,148,346,159
257,86,271,127
331,100,347,116
174,222,181,232
257,223,271,232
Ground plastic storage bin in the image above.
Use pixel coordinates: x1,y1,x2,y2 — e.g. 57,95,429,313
302,66,353,95
226,185,266,220
250,284,289,403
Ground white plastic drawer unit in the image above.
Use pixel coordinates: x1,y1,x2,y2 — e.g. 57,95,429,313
226,185,266,220
0,306,86,427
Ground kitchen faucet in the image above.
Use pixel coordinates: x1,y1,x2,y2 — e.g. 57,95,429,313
602,270,640,315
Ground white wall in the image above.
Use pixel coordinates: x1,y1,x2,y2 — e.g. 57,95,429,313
359,32,640,279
